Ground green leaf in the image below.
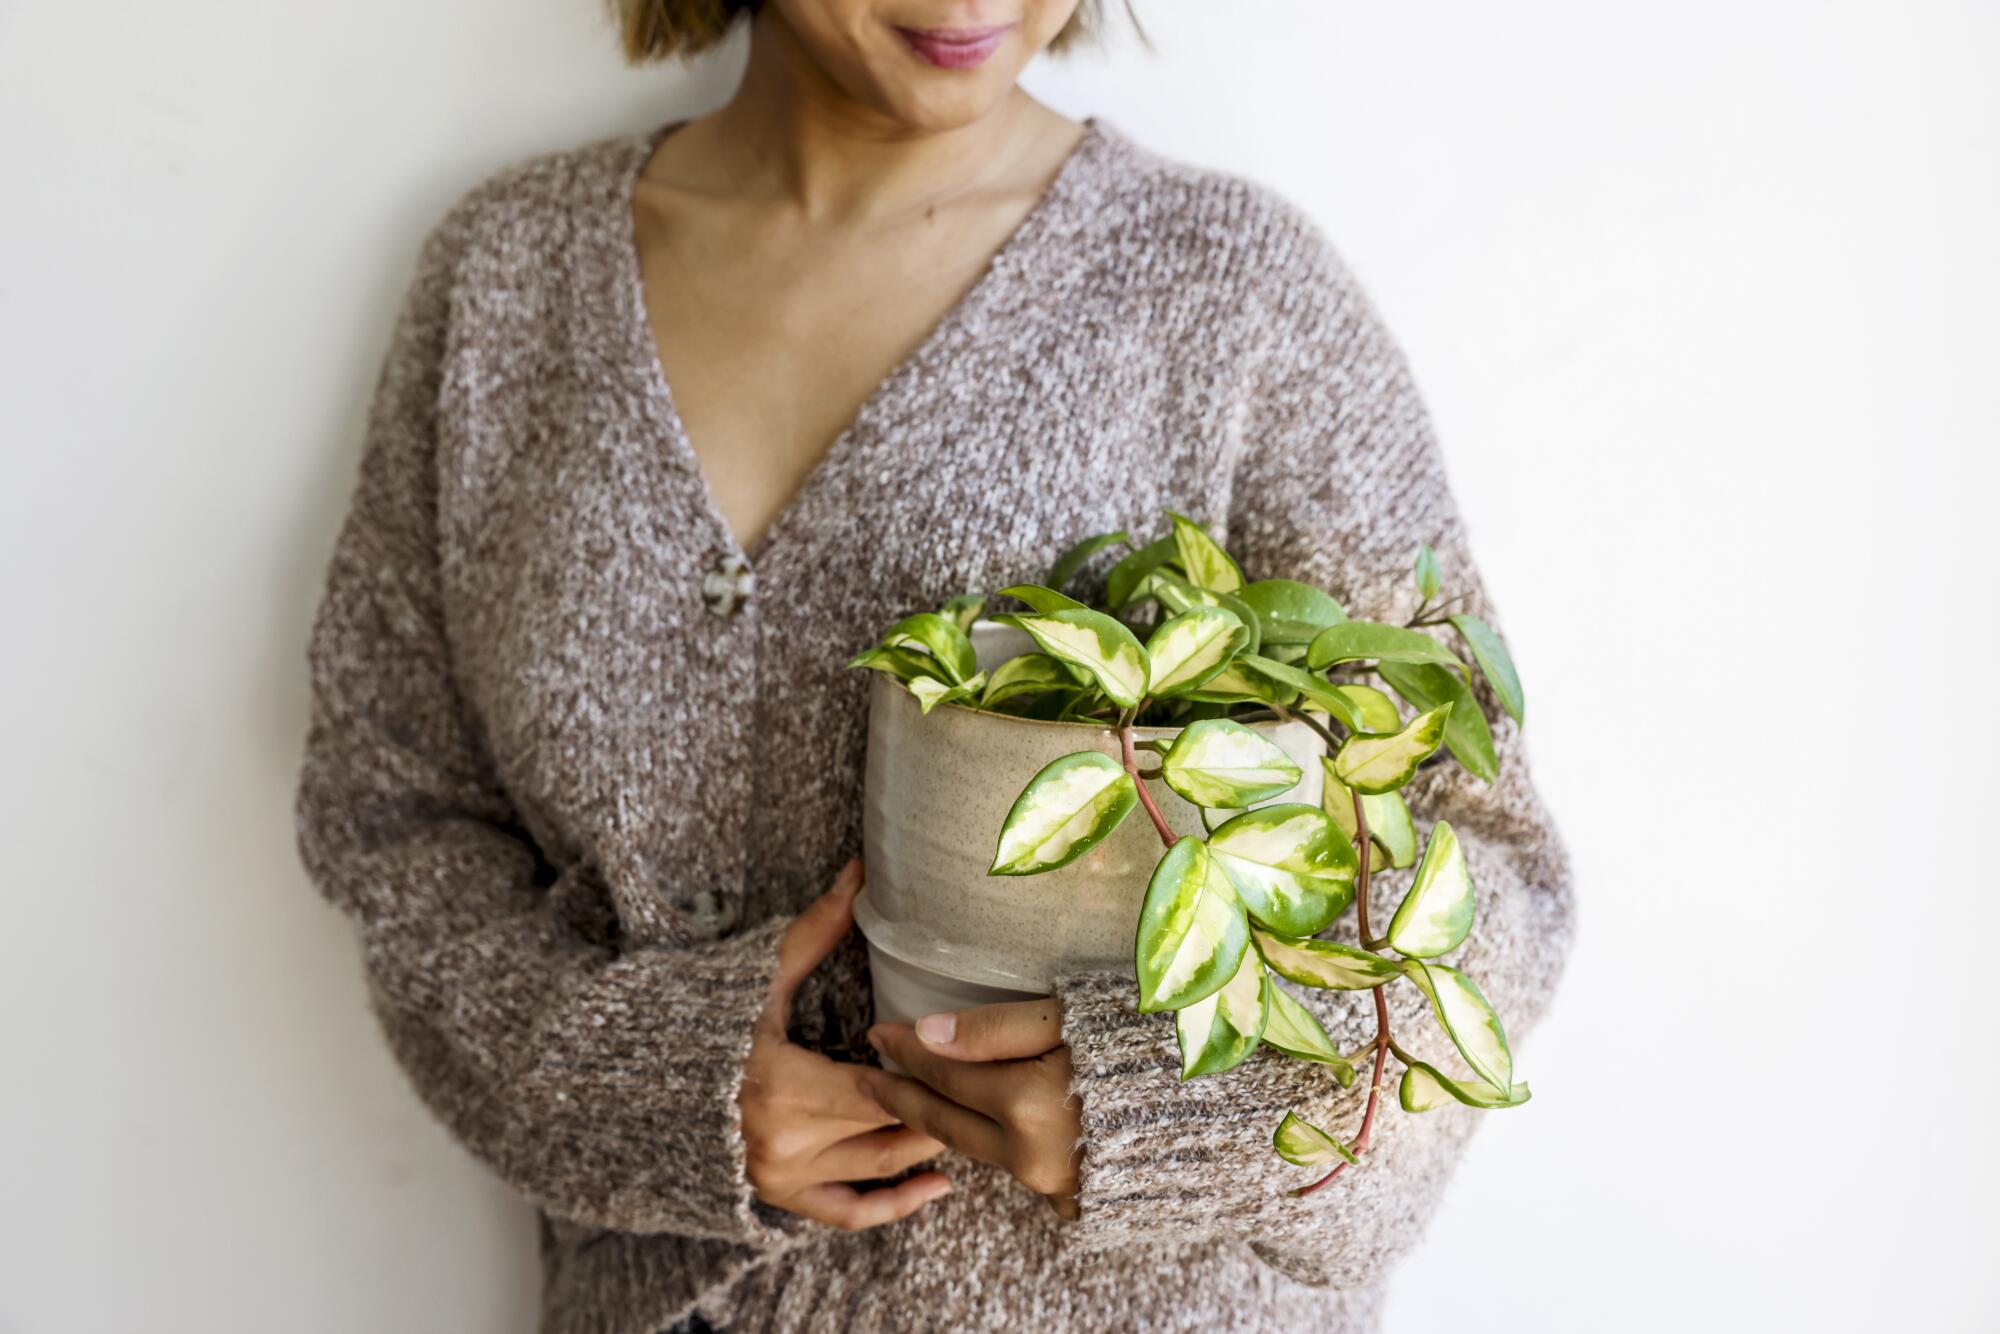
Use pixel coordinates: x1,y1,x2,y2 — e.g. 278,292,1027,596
1207,804,1357,937
1105,534,1178,610
1387,821,1474,958
993,609,1150,709
1306,621,1466,675
1175,947,1270,1079
1179,661,1297,706
998,582,1089,614
1235,654,1374,733
1332,703,1452,794
1134,836,1250,1013
1331,684,1403,734
1166,510,1244,594
1400,1059,1531,1112
1046,530,1131,594
1150,569,1225,615
988,751,1139,876
908,671,986,715
1253,930,1400,990
1319,760,1418,870
1261,984,1358,1084
1402,959,1514,1095
1448,613,1525,725
1215,590,1263,657
936,593,985,634
1272,1111,1356,1168
1414,543,1442,602
882,612,979,685
1144,607,1250,698
1158,719,1303,808
846,643,946,683
1234,579,1346,645
1378,661,1498,784
979,653,1078,709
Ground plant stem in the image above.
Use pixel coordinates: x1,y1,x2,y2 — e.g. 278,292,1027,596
1118,709,1178,847
1270,703,1343,754
1295,788,1395,1197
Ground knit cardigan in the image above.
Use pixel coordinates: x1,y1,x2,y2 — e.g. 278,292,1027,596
292,113,1576,1334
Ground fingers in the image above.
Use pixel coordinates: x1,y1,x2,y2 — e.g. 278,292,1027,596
858,1068,1008,1168
868,1023,1020,1119
761,858,863,1036
786,1171,952,1232
800,1055,904,1129
812,1125,947,1182
912,999,1064,1062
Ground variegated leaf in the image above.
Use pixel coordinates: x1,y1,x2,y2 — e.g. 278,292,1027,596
1400,1059,1531,1112
1104,534,1178,610
1217,590,1263,656
1253,929,1400,990
993,609,1150,709
1332,684,1403,735
1175,947,1270,1079
998,582,1088,614
936,593,985,634
1306,620,1466,676
1158,719,1303,808
989,751,1138,876
1379,660,1498,784
1236,654,1373,732
1207,803,1356,937
1319,760,1419,870
1261,983,1357,1084
1151,569,1225,614
980,653,1078,709
1146,607,1250,698
1180,661,1298,706
1387,820,1474,958
1272,1110,1356,1168
1167,510,1245,594
1448,613,1524,724
908,671,986,715
1333,703,1452,795
882,611,979,684
847,643,945,682
1135,836,1250,1012
1233,578,1346,645
1402,959,1514,1096
1045,530,1131,595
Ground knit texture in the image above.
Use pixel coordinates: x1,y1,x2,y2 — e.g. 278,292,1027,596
293,113,1575,1334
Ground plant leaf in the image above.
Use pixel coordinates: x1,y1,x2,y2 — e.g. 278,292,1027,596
1158,718,1303,808
998,583,1089,614
1378,661,1498,784
882,611,979,684
1306,621,1465,675
936,593,985,634
1448,613,1525,724
1272,1111,1356,1168
1319,760,1418,870
1179,661,1297,706
993,609,1150,709
1235,654,1373,732
1399,1059,1531,1112
1166,510,1244,594
1175,947,1270,1078
1402,959,1514,1095
1216,590,1263,657
847,643,947,682
1261,984,1357,1084
980,653,1080,708
908,672,986,715
988,751,1139,876
1331,684,1403,734
1207,803,1357,937
1234,579,1346,645
1332,703,1452,794
1145,607,1250,698
1253,929,1400,989
1387,820,1475,958
1414,543,1441,602
1150,569,1225,615
1046,530,1131,594
1105,534,1178,610
1134,837,1250,1013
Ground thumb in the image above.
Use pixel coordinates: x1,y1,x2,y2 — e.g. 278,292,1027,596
761,857,864,1036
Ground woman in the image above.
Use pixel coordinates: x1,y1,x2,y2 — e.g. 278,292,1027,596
292,0,1575,1330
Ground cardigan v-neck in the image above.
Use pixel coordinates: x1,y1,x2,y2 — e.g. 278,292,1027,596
611,116,1107,572
294,111,1574,1334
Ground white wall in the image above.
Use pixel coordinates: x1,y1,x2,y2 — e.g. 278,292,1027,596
3,2,1993,1330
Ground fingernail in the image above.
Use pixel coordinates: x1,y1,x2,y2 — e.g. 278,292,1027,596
865,1025,884,1048
916,1013,956,1045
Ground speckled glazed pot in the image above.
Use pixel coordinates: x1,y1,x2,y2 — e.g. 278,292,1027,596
855,620,1328,1026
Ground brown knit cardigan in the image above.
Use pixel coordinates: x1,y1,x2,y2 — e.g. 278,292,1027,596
292,113,1575,1334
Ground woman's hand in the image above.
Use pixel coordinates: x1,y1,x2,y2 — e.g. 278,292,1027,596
739,858,952,1230
860,1001,1083,1219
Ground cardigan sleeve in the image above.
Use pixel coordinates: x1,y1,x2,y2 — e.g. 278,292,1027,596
292,207,799,1248
1048,213,1576,1285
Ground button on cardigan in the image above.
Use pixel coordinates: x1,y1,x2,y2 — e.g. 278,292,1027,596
292,113,1575,1334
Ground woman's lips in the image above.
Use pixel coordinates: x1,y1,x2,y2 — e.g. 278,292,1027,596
895,24,1012,70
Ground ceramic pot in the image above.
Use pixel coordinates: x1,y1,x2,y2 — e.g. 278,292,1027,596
855,619,1328,1026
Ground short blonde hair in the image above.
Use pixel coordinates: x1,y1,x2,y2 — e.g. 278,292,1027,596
608,0,1116,64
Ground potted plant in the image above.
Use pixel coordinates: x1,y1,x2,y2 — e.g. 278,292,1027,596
846,511,1530,1193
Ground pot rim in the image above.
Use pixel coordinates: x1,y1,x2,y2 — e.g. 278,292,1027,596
870,666,1304,740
